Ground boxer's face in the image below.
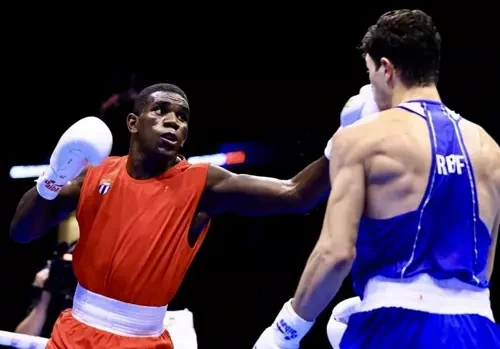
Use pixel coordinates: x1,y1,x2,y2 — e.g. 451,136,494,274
128,91,189,157
365,54,393,111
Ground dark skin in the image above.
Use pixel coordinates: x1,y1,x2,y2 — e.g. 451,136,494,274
10,91,331,245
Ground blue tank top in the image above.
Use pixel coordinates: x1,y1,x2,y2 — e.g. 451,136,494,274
350,100,492,298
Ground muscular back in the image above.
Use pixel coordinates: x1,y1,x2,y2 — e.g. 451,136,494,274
348,107,500,279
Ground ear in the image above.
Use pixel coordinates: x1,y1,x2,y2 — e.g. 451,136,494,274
380,57,396,85
126,113,139,134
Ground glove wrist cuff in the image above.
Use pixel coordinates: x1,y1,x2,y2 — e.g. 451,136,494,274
36,166,67,200
272,299,315,345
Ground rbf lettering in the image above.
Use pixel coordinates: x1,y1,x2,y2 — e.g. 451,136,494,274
436,154,465,175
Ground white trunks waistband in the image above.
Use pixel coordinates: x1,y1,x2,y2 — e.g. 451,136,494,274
359,274,494,321
72,283,168,337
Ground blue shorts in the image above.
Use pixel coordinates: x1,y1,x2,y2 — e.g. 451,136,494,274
340,307,500,348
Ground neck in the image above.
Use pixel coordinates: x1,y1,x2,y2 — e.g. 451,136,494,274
391,83,441,107
126,141,178,180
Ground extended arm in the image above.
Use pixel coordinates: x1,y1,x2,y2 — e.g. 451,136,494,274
201,84,378,218
200,155,330,216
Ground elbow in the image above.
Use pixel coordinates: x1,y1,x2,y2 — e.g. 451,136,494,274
316,244,356,273
285,182,318,214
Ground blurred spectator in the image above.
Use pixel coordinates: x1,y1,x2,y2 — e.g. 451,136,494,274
15,242,76,338
99,73,138,118
98,73,139,155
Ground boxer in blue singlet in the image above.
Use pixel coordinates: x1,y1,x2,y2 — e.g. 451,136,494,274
253,9,500,349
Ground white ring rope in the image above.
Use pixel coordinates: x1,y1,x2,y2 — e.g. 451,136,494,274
0,330,48,349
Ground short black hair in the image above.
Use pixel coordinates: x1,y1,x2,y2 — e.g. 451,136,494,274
133,83,189,115
359,9,442,87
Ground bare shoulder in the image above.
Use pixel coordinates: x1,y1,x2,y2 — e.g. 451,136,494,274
333,109,394,161
478,124,500,154
205,164,233,189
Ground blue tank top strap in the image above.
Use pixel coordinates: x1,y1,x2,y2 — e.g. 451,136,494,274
395,100,473,212
395,99,463,122
439,105,479,223
394,101,437,211
395,102,427,119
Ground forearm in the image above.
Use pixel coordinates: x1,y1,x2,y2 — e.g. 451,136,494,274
288,155,331,212
15,291,51,336
10,187,65,243
292,244,355,321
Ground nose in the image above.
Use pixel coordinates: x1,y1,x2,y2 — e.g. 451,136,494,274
162,112,180,130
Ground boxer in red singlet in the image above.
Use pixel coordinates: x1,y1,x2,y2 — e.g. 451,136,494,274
10,83,331,348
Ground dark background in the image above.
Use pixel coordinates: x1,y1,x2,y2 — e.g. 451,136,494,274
1,6,499,348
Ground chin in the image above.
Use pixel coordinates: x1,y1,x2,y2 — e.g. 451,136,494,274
154,147,178,158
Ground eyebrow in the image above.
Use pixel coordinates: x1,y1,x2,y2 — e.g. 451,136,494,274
152,101,190,117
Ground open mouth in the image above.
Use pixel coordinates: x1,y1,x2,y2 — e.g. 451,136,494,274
161,132,178,143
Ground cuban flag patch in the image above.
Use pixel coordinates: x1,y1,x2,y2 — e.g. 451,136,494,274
98,179,112,195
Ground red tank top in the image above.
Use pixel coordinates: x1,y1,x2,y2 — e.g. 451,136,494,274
73,156,210,306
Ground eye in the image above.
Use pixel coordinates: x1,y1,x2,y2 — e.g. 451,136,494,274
154,105,166,115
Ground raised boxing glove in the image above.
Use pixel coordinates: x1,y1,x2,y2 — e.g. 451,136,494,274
36,117,112,200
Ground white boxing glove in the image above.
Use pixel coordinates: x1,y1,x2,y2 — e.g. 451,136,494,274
253,299,314,349
340,85,379,128
326,297,361,349
164,309,198,349
324,138,333,160
36,117,112,200
324,85,379,160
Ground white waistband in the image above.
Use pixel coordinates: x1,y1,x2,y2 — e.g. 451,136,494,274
72,283,168,337
359,274,494,321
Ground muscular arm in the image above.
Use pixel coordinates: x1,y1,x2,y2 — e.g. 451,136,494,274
199,155,330,216
10,168,87,243
291,130,365,321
